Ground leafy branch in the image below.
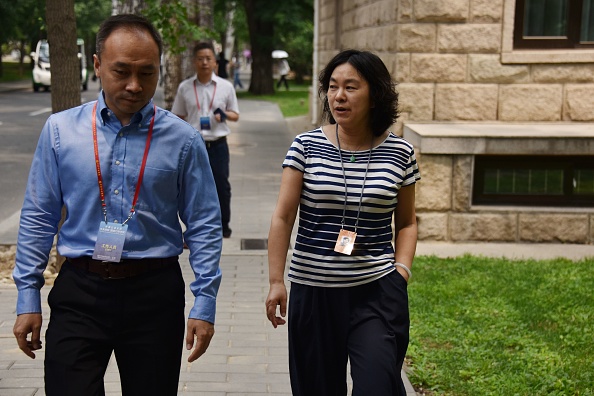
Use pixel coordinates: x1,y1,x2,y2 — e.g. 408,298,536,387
141,0,211,54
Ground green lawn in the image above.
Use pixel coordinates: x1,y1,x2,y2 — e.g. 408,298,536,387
236,82,310,118
0,61,31,82
408,255,594,395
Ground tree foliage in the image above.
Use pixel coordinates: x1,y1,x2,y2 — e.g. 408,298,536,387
0,0,45,77
142,0,210,55
0,0,17,77
239,0,313,94
74,0,111,65
212,0,249,56
140,0,215,109
212,0,233,53
0,1,17,46
228,2,249,51
0,0,109,78
274,3,313,84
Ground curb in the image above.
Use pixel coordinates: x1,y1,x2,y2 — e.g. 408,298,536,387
0,80,31,93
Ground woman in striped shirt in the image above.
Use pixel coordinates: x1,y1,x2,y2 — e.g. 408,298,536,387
266,49,421,396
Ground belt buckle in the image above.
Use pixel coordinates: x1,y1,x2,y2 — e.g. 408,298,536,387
101,260,125,280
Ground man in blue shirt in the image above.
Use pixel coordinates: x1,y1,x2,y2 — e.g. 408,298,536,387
12,14,222,396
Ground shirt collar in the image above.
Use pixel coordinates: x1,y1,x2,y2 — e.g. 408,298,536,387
194,72,219,87
97,91,155,129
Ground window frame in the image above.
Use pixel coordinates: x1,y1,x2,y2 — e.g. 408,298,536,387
473,155,594,207
514,0,594,49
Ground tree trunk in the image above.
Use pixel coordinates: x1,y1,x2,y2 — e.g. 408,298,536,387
244,0,275,95
45,0,80,273
163,50,183,110
163,0,213,110
115,0,146,14
46,0,80,113
196,0,214,29
19,40,27,76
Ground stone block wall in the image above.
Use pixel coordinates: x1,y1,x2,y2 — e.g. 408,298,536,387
316,0,594,124
415,153,594,244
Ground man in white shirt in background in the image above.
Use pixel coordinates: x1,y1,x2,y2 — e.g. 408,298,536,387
172,41,240,238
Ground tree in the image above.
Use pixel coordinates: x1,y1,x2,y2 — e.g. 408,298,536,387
74,0,111,72
42,0,81,274
0,0,18,78
243,0,275,94
0,0,108,80
240,0,313,94
275,2,313,84
46,0,81,113
213,0,247,56
141,0,213,109
14,0,46,72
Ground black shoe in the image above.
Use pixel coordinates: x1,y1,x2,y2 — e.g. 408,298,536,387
223,229,232,238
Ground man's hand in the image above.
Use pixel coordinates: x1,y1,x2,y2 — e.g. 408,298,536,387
185,319,214,362
13,313,43,359
265,283,287,328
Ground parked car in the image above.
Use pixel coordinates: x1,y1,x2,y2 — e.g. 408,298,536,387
31,38,89,92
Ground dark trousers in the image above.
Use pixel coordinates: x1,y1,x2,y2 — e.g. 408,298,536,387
205,137,231,233
288,271,410,396
277,74,289,90
44,261,185,396
233,71,243,89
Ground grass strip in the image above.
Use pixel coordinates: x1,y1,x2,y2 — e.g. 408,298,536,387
236,83,309,118
0,61,32,82
407,255,594,395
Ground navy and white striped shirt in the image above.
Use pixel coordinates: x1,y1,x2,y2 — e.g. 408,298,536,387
283,128,421,287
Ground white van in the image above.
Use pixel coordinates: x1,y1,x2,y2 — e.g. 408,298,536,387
31,38,89,92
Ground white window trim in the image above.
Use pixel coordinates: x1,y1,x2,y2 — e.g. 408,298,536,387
501,0,594,64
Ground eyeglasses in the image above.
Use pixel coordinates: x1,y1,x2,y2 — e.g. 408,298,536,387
196,57,213,63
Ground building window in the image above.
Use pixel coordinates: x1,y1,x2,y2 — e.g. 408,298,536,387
473,156,594,207
514,0,594,49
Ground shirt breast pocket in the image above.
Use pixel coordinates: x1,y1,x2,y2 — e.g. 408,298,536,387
212,100,226,112
135,166,178,212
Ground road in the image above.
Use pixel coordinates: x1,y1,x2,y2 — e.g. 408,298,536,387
0,79,165,244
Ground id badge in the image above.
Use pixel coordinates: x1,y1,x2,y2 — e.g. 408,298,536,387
92,221,128,262
200,116,211,130
334,229,356,255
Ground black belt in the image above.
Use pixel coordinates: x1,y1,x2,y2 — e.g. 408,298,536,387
204,136,227,149
66,256,178,279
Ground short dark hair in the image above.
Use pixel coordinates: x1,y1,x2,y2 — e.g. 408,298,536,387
193,41,216,57
96,14,163,60
318,49,399,136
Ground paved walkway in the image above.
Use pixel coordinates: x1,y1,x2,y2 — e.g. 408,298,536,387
1,80,593,395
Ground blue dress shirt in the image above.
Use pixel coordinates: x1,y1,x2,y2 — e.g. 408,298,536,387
13,93,222,323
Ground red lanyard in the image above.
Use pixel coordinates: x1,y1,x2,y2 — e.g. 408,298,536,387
92,102,156,224
193,80,217,113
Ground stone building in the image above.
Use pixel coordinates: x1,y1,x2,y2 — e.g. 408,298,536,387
311,0,594,244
